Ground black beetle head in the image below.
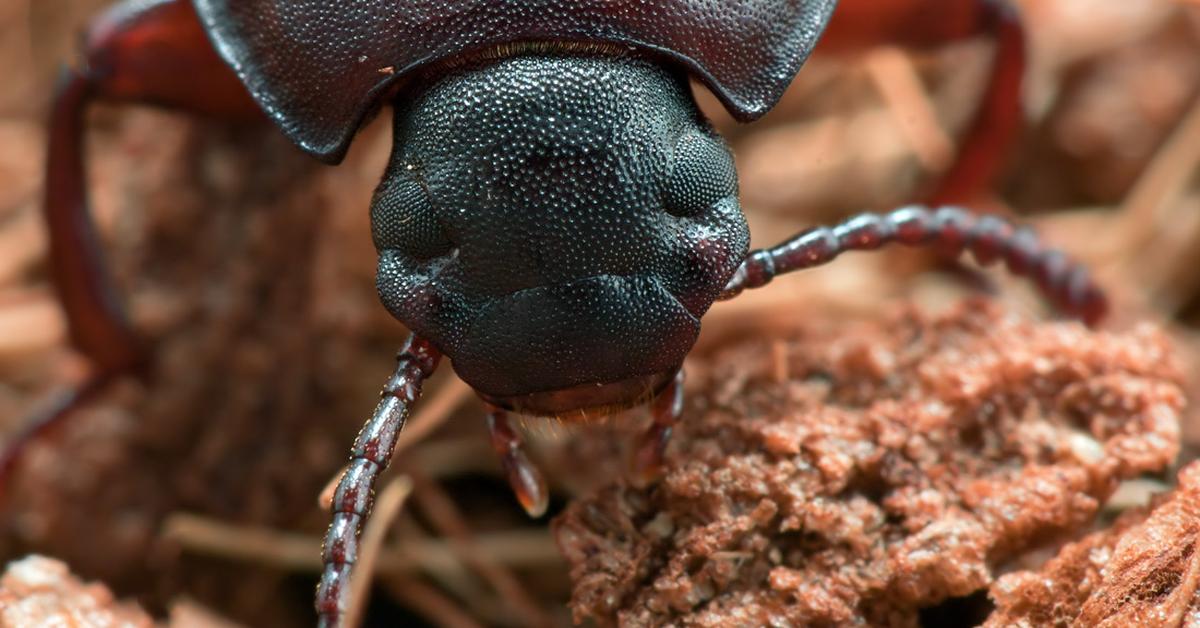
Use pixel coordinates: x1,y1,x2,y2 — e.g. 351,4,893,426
373,53,749,415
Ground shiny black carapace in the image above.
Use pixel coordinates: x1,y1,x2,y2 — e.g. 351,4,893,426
29,0,1107,625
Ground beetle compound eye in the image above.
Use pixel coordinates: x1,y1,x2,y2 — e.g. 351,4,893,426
662,131,737,218
370,172,452,259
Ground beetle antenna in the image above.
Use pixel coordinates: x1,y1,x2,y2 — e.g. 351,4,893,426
316,335,441,628
718,205,1107,326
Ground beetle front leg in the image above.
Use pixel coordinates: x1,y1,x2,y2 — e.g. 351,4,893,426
3,0,264,489
47,0,258,375
318,336,441,628
632,370,685,485
486,405,550,518
819,0,1025,203
47,71,142,377
721,205,1107,326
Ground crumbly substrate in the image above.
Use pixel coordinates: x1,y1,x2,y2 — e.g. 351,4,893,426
553,301,1184,626
986,460,1200,627
0,555,153,627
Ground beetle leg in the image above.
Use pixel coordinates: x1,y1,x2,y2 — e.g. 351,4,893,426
486,405,550,519
46,71,140,382
819,0,1025,203
926,1,1024,205
632,369,685,485
317,335,441,628
3,0,265,490
47,0,259,374
720,205,1107,326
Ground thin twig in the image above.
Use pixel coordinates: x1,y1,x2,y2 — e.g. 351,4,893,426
167,598,247,628
411,439,495,479
161,513,561,576
384,577,487,628
1118,95,1200,250
394,377,474,454
0,203,45,287
771,341,789,384
390,514,499,621
409,472,555,628
866,47,955,174
0,289,65,360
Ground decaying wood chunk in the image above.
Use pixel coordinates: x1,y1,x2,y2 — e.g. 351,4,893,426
987,460,1200,628
554,302,1183,626
0,555,153,627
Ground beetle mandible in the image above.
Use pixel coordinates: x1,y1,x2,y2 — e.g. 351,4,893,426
26,0,1107,626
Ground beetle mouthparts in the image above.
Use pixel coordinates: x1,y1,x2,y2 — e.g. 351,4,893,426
479,370,677,419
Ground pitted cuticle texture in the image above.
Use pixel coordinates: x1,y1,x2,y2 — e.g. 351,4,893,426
373,55,749,398
193,0,837,162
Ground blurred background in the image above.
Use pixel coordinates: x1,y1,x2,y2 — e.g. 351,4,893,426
1,0,1199,626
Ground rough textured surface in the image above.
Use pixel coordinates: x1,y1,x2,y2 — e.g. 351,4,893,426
554,302,1183,626
375,54,747,402
987,460,1200,628
193,0,837,160
0,555,154,627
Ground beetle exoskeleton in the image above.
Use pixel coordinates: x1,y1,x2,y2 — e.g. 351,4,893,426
194,0,838,160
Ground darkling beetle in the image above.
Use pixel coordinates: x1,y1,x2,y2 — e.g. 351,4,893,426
25,0,1108,625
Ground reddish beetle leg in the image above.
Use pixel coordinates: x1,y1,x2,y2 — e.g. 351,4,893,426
486,405,550,518
819,0,1026,203
2,0,260,492
632,369,685,485
48,0,256,370
50,0,257,368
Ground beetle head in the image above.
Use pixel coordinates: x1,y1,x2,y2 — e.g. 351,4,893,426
373,53,748,415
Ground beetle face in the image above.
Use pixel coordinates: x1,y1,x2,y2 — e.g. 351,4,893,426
373,54,748,415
